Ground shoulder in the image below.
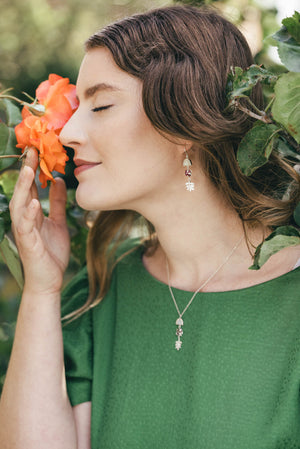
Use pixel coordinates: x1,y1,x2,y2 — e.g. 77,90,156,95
61,266,89,318
61,238,143,315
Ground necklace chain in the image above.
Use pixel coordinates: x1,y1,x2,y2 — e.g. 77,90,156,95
165,236,243,350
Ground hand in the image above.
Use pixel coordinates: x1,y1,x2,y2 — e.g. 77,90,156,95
9,148,70,295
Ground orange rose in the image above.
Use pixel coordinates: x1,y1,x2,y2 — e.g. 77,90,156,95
38,130,69,188
14,74,78,188
36,74,78,131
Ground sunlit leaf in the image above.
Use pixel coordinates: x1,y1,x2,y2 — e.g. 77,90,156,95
271,27,297,44
0,99,22,127
270,15,300,72
277,41,300,72
0,122,19,170
0,123,9,153
0,170,19,199
237,122,279,176
250,226,300,269
282,12,300,44
0,235,23,289
272,72,300,142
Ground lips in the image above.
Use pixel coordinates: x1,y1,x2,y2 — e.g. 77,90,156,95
73,159,102,176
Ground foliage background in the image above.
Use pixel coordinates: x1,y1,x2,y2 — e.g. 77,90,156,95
0,0,296,390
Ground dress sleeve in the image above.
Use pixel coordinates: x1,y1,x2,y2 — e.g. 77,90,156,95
61,267,93,406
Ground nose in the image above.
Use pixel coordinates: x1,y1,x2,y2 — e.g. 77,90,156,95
59,108,85,148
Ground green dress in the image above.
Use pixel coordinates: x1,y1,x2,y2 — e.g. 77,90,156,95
62,241,300,449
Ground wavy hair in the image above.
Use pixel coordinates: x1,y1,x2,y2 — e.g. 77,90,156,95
63,5,300,320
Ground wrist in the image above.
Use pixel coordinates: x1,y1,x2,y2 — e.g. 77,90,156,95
22,285,62,302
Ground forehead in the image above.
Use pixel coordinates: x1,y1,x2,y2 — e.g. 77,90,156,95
76,47,141,97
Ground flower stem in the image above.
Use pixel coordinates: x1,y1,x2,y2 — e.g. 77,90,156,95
0,153,26,160
0,93,25,105
265,96,275,113
244,97,267,116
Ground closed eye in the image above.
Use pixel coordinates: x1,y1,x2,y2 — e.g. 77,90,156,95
92,105,112,112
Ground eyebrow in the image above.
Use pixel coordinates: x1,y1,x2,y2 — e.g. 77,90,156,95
82,82,122,100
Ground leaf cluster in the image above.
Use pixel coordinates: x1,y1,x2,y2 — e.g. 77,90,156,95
270,11,300,72
225,11,300,268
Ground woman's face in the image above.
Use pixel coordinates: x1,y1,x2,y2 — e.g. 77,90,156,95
59,47,183,212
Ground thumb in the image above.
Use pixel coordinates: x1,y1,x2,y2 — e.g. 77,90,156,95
48,177,67,225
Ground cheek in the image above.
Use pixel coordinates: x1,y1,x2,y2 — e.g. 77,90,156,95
85,104,180,190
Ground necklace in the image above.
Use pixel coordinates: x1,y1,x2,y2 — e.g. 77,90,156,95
165,236,243,351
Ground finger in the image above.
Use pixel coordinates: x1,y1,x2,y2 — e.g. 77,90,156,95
48,178,67,225
23,147,39,172
29,179,43,230
15,200,44,256
15,198,40,238
30,180,39,201
10,166,36,218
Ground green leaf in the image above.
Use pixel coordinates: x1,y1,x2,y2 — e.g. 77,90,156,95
294,202,300,226
269,13,300,71
0,191,11,235
0,192,9,214
0,170,19,199
272,72,300,143
271,27,297,45
226,65,277,102
0,99,22,127
277,41,300,72
0,235,23,289
250,226,300,269
0,122,20,170
282,12,300,44
237,122,279,176
0,123,9,153
275,136,300,160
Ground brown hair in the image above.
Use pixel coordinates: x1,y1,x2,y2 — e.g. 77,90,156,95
64,5,300,320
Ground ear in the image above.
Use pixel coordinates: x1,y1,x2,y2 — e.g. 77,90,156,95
176,140,193,156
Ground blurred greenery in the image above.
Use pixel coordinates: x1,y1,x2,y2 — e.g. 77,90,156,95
0,0,176,394
0,0,171,96
0,0,288,392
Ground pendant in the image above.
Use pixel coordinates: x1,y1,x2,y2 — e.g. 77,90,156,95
175,317,183,350
185,180,195,192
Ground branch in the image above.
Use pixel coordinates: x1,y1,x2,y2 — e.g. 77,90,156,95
235,102,272,123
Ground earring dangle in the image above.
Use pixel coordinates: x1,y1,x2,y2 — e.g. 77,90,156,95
183,151,194,191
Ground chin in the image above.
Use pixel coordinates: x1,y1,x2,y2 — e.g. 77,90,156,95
75,187,98,211
75,185,121,212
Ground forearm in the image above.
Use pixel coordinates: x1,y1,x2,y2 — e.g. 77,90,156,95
0,289,77,449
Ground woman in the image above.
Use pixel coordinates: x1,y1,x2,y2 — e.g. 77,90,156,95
1,5,300,449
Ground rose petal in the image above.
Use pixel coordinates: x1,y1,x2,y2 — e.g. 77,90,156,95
36,74,63,102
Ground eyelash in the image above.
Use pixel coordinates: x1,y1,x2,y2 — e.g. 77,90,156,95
92,105,112,112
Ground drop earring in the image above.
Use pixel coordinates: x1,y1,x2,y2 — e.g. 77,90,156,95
183,151,194,191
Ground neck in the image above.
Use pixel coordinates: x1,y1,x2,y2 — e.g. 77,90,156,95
135,176,266,291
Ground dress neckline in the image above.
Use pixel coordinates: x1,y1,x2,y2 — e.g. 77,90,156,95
134,244,300,296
